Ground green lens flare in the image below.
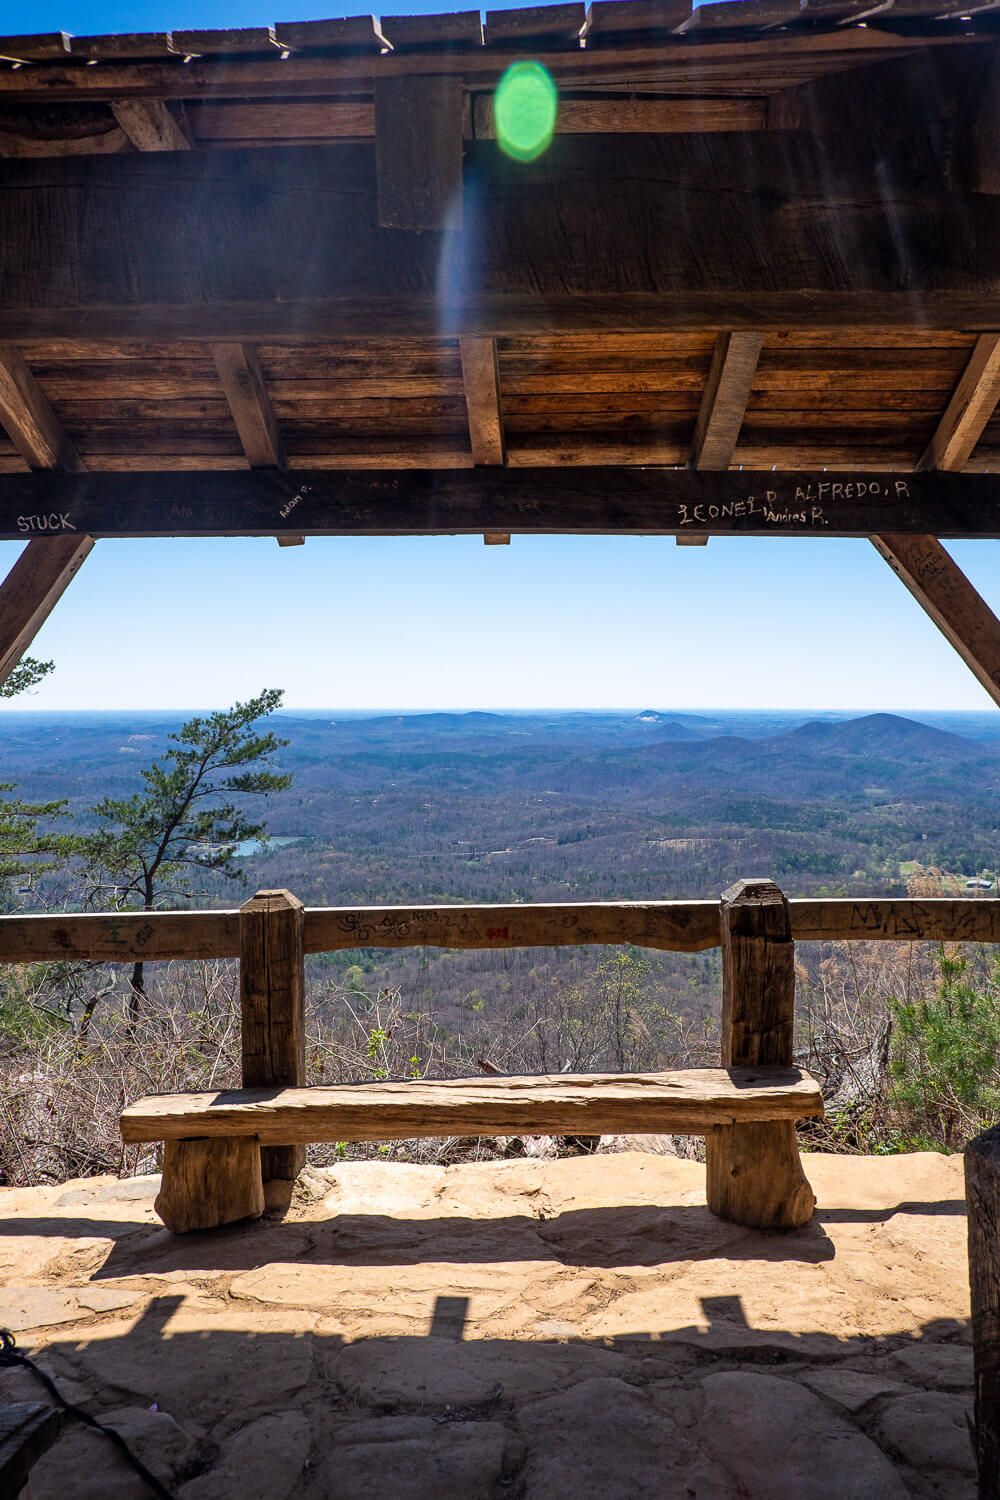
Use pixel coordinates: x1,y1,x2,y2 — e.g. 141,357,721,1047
494,61,558,162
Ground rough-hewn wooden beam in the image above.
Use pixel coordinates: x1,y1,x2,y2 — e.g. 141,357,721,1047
0,345,91,687
966,1122,1000,1500
0,135,997,339
0,347,83,471
120,1066,825,1144
874,332,1000,707
3,466,1000,540
919,334,1000,472
211,341,302,547
460,337,505,466
0,532,94,686
872,534,1000,706
681,329,762,545
211,341,286,468
110,98,190,151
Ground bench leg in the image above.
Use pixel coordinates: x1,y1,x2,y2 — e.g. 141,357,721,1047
706,1121,816,1230
154,1136,265,1233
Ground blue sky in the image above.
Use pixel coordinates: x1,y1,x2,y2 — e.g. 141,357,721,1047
0,0,998,713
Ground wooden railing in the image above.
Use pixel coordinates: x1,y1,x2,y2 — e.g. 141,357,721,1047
2,893,1000,964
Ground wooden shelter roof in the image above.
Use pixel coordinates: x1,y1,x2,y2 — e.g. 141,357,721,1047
0,4,999,705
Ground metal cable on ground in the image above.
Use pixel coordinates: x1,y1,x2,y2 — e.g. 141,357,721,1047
0,1327,177,1500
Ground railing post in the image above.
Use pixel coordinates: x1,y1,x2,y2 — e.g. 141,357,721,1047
240,888,306,1184
705,877,816,1230
966,1123,1000,1500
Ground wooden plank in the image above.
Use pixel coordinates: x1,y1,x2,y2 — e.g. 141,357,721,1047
460,337,505,465
379,11,483,48
304,898,721,953
273,17,389,52
0,908,241,962
790,898,1000,945
706,878,816,1229
0,348,83,471
4,897,1000,968
189,101,375,143
240,889,306,1181
110,99,191,152
0,133,997,339
485,4,586,44
966,1122,1000,1500
871,534,1000,707
473,95,766,137
211,343,285,468
120,1065,824,1144
0,1404,63,1498
586,0,693,34
5,466,1000,539
919,333,1000,472
374,76,464,230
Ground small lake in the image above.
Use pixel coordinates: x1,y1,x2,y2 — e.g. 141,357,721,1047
231,836,302,858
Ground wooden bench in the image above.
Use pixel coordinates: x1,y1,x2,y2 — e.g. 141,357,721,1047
122,1065,824,1232
120,877,824,1235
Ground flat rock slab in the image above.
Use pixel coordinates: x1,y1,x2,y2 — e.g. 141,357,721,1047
0,1151,973,1500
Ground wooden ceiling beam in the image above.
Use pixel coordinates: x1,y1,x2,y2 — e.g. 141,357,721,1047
873,332,1000,708
460,335,508,544
918,333,1000,471
0,136,997,339
110,98,190,151
211,341,302,545
681,330,762,546
0,347,83,471
2,466,1000,540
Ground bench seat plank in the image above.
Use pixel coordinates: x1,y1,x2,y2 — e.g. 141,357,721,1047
121,1066,823,1144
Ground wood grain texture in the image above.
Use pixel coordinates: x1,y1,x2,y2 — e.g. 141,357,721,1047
5,466,1000,538
690,331,763,470
211,342,286,468
1,133,999,339
871,534,1000,707
155,1135,264,1233
920,333,1000,471
4,897,1000,964
460,336,505,465
706,878,816,1230
121,1065,824,1144
0,347,82,471
0,534,93,688
111,99,191,151
374,76,464,232
240,889,306,1181
966,1122,1000,1500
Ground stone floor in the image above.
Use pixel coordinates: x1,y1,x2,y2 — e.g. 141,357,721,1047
0,1150,974,1499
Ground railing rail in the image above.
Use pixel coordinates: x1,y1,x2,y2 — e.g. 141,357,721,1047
1,895,999,964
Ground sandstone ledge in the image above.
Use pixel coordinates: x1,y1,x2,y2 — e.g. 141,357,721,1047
0,1150,973,1499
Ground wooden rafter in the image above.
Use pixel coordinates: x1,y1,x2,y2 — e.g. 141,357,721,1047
110,99,191,152
459,335,508,543
212,343,285,469
4,466,1000,540
873,332,1000,708
0,346,92,688
680,330,763,545
0,348,83,472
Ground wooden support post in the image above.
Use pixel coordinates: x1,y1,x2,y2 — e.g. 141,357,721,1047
155,1135,264,1233
705,877,816,1230
110,99,191,152
873,333,1000,707
240,888,306,1183
0,534,93,690
966,1122,1000,1500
